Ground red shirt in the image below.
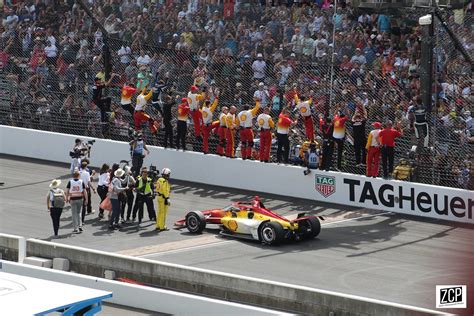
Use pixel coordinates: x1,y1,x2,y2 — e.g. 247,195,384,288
277,113,292,134
121,85,137,104
379,128,402,147
177,103,190,121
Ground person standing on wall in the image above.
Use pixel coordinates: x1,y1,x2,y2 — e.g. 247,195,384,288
97,163,110,219
162,94,177,149
332,110,348,171
92,74,118,123
217,106,229,156
130,132,150,178
294,92,315,142
352,101,367,167
256,107,275,163
46,179,66,238
65,169,88,234
320,115,335,171
409,97,429,148
236,99,260,160
109,168,128,230
132,167,156,224
176,97,190,151
225,106,238,158
201,93,220,154
276,107,297,164
187,85,206,140
156,168,171,231
379,120,403,179
134,85,158,134
365,122,382,178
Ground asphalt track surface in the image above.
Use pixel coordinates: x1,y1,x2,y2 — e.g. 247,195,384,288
1,155,473,314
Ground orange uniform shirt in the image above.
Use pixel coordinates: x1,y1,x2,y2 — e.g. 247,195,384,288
178,103,190,121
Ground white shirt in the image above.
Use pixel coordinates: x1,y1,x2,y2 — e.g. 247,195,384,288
118,46,131,64
253,89,269,107
257,113,272,129
98,173,110,186
369,130,380,147
187,92,200,111
80,169,91,188
202,107,213,124
296,101,311,117
238,110,254,128
44,45,58,58
135,94,147,111
47,35,56,46
252,60,266,79
137,55,151,66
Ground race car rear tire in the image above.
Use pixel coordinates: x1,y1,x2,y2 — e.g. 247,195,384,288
259,221,285,245
300,216,321,240
186,211,206,234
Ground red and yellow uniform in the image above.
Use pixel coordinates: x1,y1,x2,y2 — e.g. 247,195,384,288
200,98,219,154
236,101,260,159
256,112,275,162
277,113,292,134
176,100,190,150
366,123,381,177
225,112,237,158
332,115,348,139
178,102,190,121
187,86,205,138
217,111,228,156
134,89,157,134
294,95,314,142
121,85,137,105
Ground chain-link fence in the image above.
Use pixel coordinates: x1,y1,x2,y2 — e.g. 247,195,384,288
0,1,472,189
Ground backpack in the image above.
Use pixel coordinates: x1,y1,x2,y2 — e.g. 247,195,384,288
51,189,65,208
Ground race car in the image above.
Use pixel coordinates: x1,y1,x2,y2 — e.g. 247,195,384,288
174,196,322,245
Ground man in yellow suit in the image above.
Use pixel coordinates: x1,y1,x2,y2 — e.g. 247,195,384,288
156,168,171,231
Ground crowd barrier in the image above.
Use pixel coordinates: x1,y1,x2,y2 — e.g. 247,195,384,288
0,125,472,224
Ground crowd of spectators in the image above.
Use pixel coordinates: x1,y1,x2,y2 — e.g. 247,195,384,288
0,0,472,189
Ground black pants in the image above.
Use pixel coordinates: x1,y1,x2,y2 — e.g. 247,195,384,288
94,97,111,122
81,187,92,224
50,207,62,236
334,138,344,169
176,120,187,150
321,139,334,171
414,122,429,147
163,120,173,148
353,128,367,165
97,185,108,215
276,133,289,163
132,154,144,178
132,194,155,222
381,146,395,178
121,103,134,117
120,190,135,220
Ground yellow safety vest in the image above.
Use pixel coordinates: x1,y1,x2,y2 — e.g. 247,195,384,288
137,177,152,195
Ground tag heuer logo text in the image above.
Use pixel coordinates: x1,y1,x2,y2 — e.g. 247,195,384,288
315,175,336,197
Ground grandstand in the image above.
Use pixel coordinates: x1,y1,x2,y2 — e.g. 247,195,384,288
0,0,472,189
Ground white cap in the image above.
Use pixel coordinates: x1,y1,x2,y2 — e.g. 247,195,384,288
290,53,296,57
259,82,264,86
257,53,263,58
161,168,171,176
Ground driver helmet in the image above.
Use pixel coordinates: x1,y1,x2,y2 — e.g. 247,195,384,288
161,168,171,177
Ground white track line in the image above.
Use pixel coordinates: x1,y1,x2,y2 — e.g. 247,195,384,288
139,211,390,258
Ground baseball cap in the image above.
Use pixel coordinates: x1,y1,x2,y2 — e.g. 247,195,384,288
257,53,263,58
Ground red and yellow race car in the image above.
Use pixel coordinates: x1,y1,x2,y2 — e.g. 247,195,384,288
174,196,322,245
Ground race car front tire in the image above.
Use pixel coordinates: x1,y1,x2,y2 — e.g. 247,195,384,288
186,211,206,234
300,216,321,240
259,221,285,245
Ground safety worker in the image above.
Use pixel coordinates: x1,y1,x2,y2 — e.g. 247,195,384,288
217,106,229,156
366,121,382,177
276,107,297,164
156,168,171,231
225,106,238,158
187,85,206,139
131,167,155,224
121,82,138,117
201,93,220,154
392,158,413,181
134,85,158,134
236,99,260,160
176,97,190,151
256,107,275,162
294,92,314,142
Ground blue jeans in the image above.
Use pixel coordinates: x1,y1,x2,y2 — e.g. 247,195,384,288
110,198,121,226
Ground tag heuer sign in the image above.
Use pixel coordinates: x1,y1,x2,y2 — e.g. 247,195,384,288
315,175,336,197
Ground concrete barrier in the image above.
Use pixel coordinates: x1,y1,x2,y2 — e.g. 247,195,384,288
0,233,24,262
23,238,446,316
1,126,472,224
0,260,291,316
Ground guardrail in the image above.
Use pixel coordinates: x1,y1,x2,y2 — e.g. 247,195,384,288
0,234,447,316
1,125,472,224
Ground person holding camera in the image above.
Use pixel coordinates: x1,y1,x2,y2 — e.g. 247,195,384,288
70,138,88,174
132,167,156,224
156,168,171,231
130,132,150,178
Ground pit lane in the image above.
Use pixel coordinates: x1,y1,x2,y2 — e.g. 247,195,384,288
0,155,472,312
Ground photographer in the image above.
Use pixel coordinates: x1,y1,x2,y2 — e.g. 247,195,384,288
130,132,150,178
70,138,88,174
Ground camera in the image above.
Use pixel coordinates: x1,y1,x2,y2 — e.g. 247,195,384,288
69,151,82,159
148,165,160,182
87,140,96,145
